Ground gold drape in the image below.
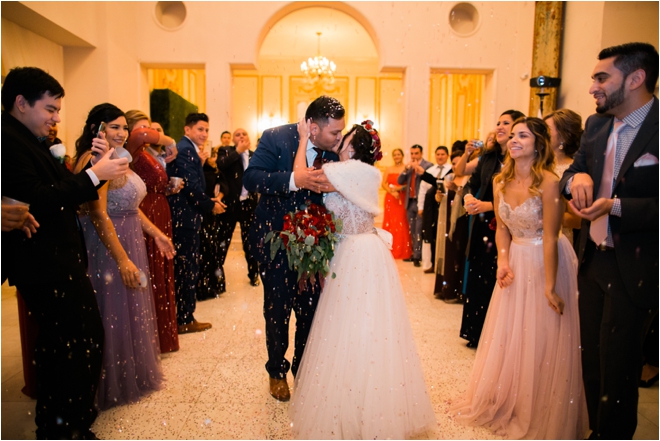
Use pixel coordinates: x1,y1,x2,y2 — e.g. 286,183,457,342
429,73,484,154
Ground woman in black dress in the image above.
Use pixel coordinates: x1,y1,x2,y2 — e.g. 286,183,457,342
460,110,524,347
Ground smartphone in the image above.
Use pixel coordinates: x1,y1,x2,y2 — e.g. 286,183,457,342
92,122,106,156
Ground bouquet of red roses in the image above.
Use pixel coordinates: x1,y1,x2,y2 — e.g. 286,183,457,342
265,202,343,288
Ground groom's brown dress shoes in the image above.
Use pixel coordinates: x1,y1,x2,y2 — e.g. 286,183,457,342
269,377,291,402
178,319,212,334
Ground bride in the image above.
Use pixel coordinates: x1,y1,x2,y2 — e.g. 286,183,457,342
451,117,588,439
289,120,437,439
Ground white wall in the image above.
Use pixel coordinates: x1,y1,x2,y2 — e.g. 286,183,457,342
560,1,659,123
6,1,657,152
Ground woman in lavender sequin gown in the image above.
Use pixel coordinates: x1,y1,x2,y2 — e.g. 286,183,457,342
74,104,175,410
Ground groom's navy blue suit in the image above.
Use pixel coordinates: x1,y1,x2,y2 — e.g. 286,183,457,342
244,123,338,379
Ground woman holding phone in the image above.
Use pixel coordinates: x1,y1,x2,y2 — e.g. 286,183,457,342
74,103,175,409
460,109,525,348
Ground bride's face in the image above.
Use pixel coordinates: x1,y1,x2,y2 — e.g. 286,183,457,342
508,123,536,161
335,132,355,162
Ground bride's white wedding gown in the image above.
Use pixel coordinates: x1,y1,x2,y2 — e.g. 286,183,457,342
289,159,436,439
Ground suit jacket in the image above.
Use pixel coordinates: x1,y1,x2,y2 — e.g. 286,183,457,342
560,97,658,308
216,146,258,213
1,112,99,285
167,136,215,230
397,158,433,207
243,123,338,264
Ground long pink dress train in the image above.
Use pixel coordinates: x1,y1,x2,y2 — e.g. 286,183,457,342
451,194,588,439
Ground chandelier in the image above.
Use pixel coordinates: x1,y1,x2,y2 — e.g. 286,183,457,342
300,32,337,90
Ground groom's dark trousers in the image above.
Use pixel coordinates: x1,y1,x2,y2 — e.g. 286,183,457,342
244,123,337,378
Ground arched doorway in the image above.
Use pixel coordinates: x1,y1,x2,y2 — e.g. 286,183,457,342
231,4,404,162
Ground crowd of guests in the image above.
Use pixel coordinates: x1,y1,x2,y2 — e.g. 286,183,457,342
379,42,658,440
1,41,657,440
1,67,261,438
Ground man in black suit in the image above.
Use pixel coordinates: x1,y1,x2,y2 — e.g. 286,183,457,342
167,113,224,334
1,67,128,439
244,96,343,402
560,42,658,440
215,128,260,290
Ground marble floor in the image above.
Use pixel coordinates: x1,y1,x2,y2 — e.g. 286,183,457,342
2,229,658,440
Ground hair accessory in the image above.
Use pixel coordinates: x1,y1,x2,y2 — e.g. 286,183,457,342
360,120,382,161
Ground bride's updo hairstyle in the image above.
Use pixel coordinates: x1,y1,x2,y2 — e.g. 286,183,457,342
495,117,555,197
75,103,125,161
338,120,383,166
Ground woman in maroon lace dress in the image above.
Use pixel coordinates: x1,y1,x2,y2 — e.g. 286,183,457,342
125,110,182,353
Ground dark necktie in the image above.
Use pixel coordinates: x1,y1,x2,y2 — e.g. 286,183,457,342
312,147,324,170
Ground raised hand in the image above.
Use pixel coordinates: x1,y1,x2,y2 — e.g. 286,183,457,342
90,148,129,181
164,144,178,163
90,131,109,164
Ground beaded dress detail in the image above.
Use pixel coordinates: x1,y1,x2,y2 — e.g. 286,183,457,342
451,191,588,439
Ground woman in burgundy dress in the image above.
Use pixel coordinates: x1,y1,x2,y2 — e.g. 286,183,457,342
125,110,182,353
380,148,412,259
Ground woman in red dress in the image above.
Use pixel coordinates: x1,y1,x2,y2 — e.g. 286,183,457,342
380,148,412,259
125,110,181,353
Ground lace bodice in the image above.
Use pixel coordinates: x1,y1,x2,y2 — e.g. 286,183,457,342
106,170,147,214
325,192,375,235
498,194,543,240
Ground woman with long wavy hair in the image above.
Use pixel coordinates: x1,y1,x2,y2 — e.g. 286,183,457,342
460,109,525,347
74,103,175,409
452,117,588,439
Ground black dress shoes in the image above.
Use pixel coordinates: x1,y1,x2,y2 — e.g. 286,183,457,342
413,260,421,267
640,374,659,388
403,257,414,262
250,275,260,287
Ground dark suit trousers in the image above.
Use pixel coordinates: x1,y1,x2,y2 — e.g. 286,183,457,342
259,248,321,379
173,226,200,325
406,198,422,260
579,242,656,439
217,202,259,283
18,279,104,439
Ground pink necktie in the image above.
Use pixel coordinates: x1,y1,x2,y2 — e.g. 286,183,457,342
590,120,625,245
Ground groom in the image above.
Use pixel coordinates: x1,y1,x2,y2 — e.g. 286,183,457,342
244,96,344,401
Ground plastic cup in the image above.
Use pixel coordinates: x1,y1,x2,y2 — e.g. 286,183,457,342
138,270,148,288
2,196,29,208
112,147,133,163
170,177,183,188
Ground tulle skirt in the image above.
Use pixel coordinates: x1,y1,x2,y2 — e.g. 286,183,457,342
290,231,436,439
81,212,164,410
451,235,588,439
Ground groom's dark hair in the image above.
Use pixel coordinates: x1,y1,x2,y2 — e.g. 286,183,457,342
305,96,345,128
